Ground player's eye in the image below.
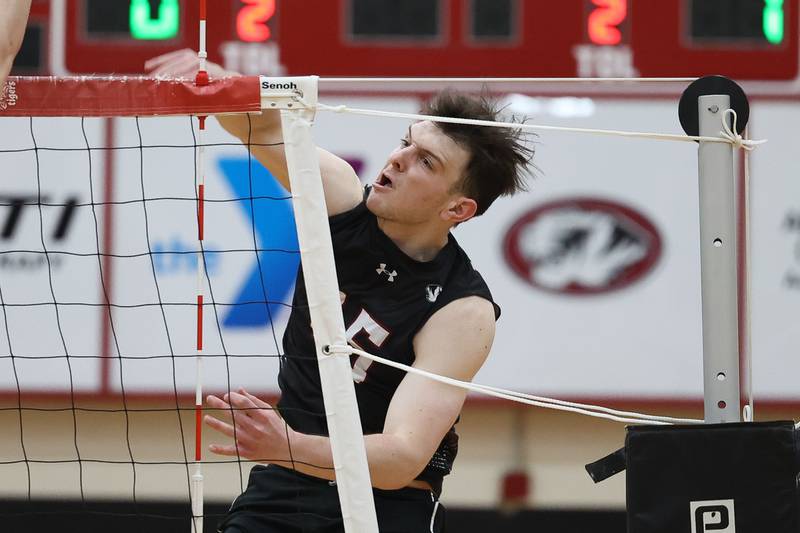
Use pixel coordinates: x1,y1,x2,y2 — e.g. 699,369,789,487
421,156,433,169
399,138,410,147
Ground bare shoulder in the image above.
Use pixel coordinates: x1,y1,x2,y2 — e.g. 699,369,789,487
412,296,497,381
317,148,364,216
425,296,496,330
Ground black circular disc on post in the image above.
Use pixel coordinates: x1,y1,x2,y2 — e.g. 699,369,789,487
678,75,749,138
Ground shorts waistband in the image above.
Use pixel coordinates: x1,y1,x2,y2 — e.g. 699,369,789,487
259,464,435,497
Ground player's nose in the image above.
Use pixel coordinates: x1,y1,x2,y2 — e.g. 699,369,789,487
388,147,408,172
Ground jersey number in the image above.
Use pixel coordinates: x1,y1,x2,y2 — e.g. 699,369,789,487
345,309,389,383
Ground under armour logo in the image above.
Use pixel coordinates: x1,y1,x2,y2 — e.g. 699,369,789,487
376,263,398,282
426,284,442,302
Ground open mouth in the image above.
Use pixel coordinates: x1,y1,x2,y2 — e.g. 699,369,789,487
376,173,394,189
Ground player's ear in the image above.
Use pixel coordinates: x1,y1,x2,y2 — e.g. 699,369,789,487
442,196,478,224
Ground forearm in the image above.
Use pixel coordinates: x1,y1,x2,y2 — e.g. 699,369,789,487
205,390,427,490
215,109,293,191
216,110,282,144
0,0,31,87
285,431,424,490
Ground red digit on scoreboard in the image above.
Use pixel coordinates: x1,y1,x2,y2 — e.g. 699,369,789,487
237,0,276,42
588,0,627,46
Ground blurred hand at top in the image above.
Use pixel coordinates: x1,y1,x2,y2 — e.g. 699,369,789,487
145,48,275,142
144,48,238,79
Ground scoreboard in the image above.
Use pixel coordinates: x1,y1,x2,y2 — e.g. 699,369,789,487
45,0,282,75
281,0,798,80
15,0,799,79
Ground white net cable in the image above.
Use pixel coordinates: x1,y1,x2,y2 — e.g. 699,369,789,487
320,77,697,83
317,103,767,150
742,123,755,423
327,345,703,426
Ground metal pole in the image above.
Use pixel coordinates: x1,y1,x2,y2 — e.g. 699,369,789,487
697,94,741,423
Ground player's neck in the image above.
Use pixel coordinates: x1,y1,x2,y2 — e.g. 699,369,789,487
377,217,449,262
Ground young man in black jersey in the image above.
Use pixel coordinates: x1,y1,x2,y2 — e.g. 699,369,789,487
148,50,533,533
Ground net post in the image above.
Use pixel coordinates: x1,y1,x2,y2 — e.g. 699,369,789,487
697,94,741,423
275,76,379,533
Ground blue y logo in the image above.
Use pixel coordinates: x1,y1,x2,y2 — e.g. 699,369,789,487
218,157,299,328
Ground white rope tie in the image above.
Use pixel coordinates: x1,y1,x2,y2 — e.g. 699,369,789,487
327,345,703,426
720,109,767,151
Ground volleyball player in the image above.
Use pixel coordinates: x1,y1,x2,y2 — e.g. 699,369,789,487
147,50,533,532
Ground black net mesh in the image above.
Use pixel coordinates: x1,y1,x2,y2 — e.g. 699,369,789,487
0,113,325,531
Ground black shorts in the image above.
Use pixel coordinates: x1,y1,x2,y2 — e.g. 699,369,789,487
217,464,446,533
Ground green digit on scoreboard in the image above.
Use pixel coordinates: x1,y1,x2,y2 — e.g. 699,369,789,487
130,0,180,40
763,0,784,45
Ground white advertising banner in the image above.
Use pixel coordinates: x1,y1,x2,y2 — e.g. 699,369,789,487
748,101,800,401
0,95,797,402
0,117,107,393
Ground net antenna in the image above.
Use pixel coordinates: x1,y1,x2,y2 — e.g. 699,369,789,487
191,3,208,532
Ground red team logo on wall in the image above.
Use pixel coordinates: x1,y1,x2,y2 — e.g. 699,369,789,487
503,198,662,295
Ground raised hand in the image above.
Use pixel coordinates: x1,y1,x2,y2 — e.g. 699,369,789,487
145,49,271,140
144,48,235,79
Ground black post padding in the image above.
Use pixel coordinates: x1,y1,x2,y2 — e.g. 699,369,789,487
625,421,799,533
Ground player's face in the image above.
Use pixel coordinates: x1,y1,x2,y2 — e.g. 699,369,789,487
367,121,472,226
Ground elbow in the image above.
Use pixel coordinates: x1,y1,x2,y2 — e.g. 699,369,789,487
372,479,401,490
0,57,11,80
372,474,416,491
0,40,14,58
0,49,15,75
0,34,24,63
371,456,428,490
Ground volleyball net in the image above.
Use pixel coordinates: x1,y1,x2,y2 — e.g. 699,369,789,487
0,71,770,533
0,75,379,532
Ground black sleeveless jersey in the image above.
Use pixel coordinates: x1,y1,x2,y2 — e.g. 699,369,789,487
277,187,500,495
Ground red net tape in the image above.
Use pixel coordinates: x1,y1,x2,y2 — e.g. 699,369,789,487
0,76,262,117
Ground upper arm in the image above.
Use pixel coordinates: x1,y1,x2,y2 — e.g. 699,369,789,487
382,296,497,474
219,112,363,217
0,0,31,53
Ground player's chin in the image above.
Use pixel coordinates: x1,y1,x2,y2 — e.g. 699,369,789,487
366,193,398,220
366,189,384,211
